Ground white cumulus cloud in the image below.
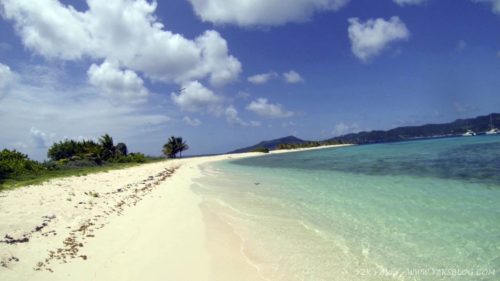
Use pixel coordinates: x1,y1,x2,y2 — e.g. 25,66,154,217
0,63,14,99
332,122,360,136
88,60,149,103
171,80,222,113
194,30,243,86
182,116,201,126
283,70,304,83
393,0,427,6
187,0,350,26
248,72,278,84
29,127,53,148
0,0,242,86
348,17,410,62
246,98,294,118
236,91,250,99
0,64,172,160
225,105,260,126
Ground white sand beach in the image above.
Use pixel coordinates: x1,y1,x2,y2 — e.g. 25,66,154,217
0,145,349,281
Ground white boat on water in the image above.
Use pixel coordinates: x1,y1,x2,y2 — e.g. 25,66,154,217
485,115,499,135
486,128,499,135
462,130,476,136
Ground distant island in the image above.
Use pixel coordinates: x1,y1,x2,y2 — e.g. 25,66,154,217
229,113,499,153
229,136,309,154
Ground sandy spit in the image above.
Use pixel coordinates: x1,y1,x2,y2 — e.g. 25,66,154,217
0,145,350,281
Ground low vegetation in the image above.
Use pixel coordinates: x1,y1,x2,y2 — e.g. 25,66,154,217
251,147,270,153
0,149,45,183
277,140,344,150
0,134,164,190
46,134,141,164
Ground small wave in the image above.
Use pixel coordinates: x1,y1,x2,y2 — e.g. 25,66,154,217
207,207,273,281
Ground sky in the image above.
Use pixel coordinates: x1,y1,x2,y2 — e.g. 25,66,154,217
0,0,499,160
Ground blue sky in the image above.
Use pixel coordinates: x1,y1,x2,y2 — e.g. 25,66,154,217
0,0,499,160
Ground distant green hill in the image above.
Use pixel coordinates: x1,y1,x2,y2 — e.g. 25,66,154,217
328,113,499,144
229,136,307,153
229,113,499,153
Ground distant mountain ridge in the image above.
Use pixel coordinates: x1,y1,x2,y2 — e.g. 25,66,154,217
229,136,307,153
328,113,499,144
228,113,499,153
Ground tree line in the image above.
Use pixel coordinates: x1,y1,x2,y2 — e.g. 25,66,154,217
0,134,150,185
1,134,189,186
277,140,344,150
46,134,148,165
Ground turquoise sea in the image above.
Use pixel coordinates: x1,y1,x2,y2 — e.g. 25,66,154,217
194,136,500,281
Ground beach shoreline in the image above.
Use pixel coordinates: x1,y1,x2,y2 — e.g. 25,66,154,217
0,144,349,280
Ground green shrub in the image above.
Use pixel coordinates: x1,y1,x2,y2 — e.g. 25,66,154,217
65,159,99,168
277,140,345,150
48,139,101,161
0,149,45,182
110,155,128,163
251,147,270,153
43,161,65,171
109,153,147,163
0,162,8,181
47,135,134,164
127,153,147,163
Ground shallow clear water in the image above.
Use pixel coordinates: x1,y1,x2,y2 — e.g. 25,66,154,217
194,136,500,281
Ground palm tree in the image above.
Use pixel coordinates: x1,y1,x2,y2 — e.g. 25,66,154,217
99,134,115,161
162,136,189,158
175,137,189,158
162,136,178,158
